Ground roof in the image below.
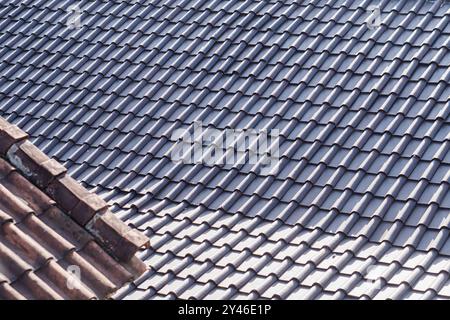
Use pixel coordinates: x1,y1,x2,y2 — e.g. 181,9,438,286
0,117,149,299
0,0,449,300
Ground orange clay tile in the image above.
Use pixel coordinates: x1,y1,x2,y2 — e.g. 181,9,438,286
0,117,150,299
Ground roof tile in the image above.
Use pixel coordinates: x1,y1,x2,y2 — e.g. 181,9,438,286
0,116,149,300
0,117,28,155
1,0,450,300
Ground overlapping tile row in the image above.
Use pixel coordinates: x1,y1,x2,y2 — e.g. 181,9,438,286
0,117,149,299
113,201,450,299
0,0,449,299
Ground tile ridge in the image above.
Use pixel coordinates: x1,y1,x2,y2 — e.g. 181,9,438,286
0,116,150,271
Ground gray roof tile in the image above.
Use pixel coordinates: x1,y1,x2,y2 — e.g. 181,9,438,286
1,0,450,300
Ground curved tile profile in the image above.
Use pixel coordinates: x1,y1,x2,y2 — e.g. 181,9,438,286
0,0,449,300
0,117,149,299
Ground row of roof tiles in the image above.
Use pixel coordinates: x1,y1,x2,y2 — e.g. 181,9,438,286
0,116,150,299
1,0,449,300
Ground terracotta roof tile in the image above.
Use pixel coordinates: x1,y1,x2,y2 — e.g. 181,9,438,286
0,117,149,299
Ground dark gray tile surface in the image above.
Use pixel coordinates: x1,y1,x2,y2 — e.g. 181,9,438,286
0,0,449,299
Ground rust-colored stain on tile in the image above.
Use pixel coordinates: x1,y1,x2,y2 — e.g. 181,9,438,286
0,117,150,299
